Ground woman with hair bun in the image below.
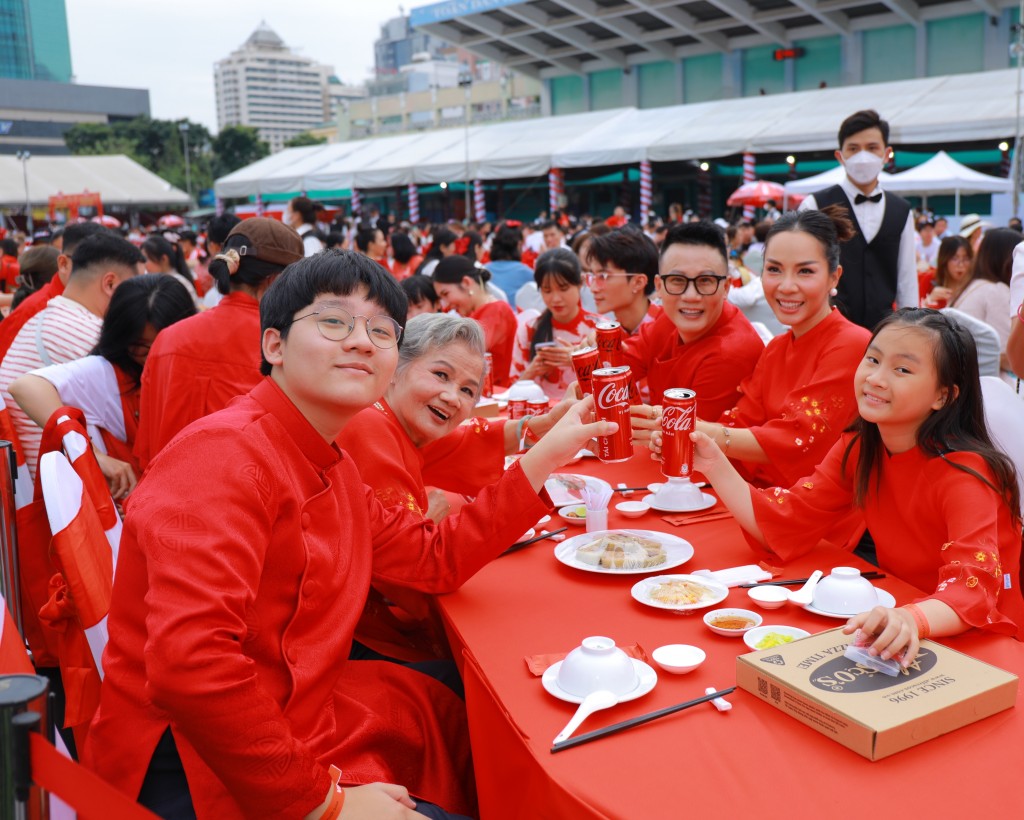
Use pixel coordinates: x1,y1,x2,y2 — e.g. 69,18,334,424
651,205,871,489
134,217,304,468
432,254,517,385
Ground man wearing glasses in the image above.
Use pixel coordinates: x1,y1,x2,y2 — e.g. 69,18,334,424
621,222,764,421
585,226,662,336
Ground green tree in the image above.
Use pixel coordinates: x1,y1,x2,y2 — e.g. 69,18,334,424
212,126,270,177
284,131,327,148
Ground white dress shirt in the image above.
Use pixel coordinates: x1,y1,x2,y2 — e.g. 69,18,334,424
800,175,918,309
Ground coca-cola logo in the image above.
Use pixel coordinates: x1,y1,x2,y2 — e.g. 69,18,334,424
663,406,695,433
597,382,630,409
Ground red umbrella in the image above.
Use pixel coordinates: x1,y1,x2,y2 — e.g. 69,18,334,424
91,215,121,228
727,180,796,208
158,214,185,229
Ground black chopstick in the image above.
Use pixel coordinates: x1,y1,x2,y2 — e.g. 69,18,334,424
739,571,885,588
614,486,651,493
550,687,736,753
502,527,568,556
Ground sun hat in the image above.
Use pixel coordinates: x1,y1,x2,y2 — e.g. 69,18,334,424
958,214,990,239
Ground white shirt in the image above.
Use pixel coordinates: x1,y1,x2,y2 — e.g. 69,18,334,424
30,355,125,449
801,175,917,310
296,224,324,257
1010,241,1024,319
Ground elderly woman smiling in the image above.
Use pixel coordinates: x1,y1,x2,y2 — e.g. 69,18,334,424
339,312,569,660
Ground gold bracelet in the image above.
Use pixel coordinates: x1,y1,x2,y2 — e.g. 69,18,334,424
721,426,731,450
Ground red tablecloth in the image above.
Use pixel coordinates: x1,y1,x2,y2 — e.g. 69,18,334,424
438,444,1024,819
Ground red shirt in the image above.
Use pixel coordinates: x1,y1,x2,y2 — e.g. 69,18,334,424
0,254,18,291
85,378,551,817
471,299,517,386
0,274,65,366
750,434,1024,638
134,291,262,469
720,309,870,487
620,301,764,419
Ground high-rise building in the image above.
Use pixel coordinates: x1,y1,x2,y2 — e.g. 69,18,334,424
214,22,339,153
0,0,72,82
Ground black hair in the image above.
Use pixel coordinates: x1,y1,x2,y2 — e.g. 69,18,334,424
400,274,439,309
92,274,197,389
325,232,345,250
935,236,972,289
414,228,458,274
259,249,408,376
208,231,289,296
433,254,490,286
390,232,418,265
541,220,561,234
461,230,483,259
659,221,729,272
290,196,318,226
355,225,381,253
11,245,60,309
489,223,523,262
70,233,143,279
1,239,17,257
841,308,1020,517
530,248,582,359
588,224,659,295
142,235,193,283
61,221,109,256
838,109,889,148
206,213,241,247
765,205,856,274
178,230,198,246
971,227,1022,287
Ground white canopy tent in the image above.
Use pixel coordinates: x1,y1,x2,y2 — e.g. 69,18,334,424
784,166,896,195
0,154,189,208
214,68,1020,199
882,150,1011,215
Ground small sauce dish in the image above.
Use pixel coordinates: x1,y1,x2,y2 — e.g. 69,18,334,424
652,644,706,674
703,608,762,636
614,500,651,518
746,585,790,610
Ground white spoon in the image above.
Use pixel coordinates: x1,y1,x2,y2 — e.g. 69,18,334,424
787,569,823,606
553,689,618,744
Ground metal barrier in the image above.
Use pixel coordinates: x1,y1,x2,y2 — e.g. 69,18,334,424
0,674,49,820
0,440,22,639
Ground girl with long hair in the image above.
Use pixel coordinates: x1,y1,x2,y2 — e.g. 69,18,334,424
141,234,200,306
510,248,601,399
691,308,1023,666
415,227,458,276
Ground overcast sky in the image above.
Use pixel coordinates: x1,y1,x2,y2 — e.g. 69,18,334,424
65,0,407,131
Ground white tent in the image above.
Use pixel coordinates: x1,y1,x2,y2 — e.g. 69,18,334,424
785,165,896,195
883,150,1010,215
0,154,189,208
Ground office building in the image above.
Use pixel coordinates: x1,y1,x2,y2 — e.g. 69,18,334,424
0,0,72,82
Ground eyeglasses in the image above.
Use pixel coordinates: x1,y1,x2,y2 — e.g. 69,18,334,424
584,271,637,286
291,307,403,349
657,273,727,296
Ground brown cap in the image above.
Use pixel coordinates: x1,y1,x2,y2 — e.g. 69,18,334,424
225,217,304,267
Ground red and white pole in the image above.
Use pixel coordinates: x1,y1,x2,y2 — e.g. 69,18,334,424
548,168,563,214
742,153,756,220
474,179,486,223
408,183,419,224
639,160,653,226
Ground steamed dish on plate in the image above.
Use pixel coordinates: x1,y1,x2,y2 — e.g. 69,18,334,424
649,578,715,606
576,532,666,570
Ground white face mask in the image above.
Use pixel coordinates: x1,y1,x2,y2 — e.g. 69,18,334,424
843,150,885,186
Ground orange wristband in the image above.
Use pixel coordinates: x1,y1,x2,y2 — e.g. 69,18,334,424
321,765,346,820
903,603,930,639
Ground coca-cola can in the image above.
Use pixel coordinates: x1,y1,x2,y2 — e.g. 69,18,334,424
527,397,549,415
570,346,600,395
595,321,622,368
661,388,697,479
482,352,494,398
592,366,633,463
508,397,529,420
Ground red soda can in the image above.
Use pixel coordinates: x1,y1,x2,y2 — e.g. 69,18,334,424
595,321,622,368
527,397,549,415
661,388,697,479
592,366,633,463
482,352,494,398
570,346,600,395
508,397,529,420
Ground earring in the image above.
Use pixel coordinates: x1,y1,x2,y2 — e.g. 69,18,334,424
830,287,838,297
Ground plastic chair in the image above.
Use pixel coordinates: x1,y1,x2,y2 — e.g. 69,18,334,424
981,376,1024,518
942,308,1000,378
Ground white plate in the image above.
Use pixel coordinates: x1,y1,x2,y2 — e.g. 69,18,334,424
542,658,658,704
555,530,695,575
803,588,896,619
544,474,614,508
643,491,717,513
631,574,730,611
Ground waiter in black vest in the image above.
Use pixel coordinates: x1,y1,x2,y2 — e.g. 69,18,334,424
800,109,917,330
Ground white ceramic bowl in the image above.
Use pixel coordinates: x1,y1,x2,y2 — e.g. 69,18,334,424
747,585,790,610
557,636,639,697
615,500,651,518
508,379,547,402
743,625,811,651
812,567,879,615
703,608,762,637
652,644,706,674
558,505,588,526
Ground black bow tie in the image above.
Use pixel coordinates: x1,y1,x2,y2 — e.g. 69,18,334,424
854,192,883,204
